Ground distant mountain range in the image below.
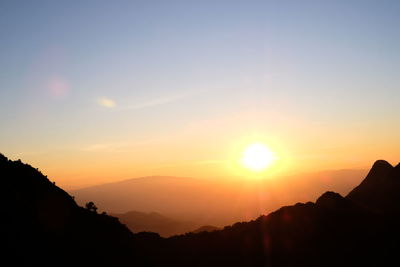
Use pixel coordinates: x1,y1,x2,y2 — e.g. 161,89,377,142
2,153,399,266
70,169,367,227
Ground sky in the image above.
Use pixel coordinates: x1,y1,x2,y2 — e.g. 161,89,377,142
1,0,399,189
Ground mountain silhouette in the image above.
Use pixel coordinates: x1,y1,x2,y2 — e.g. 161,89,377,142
0,154,134,266
2,153,399,266
346,160,400,214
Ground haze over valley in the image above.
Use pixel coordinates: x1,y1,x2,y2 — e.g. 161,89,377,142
71,169,367,233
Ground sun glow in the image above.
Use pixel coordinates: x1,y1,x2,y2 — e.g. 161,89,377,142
241,143,275,172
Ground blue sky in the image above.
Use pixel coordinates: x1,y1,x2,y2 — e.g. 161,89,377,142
1,0,399,187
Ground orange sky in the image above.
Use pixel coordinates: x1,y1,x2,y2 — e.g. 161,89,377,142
9,109,399,190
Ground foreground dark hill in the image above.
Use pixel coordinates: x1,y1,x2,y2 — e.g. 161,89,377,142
2,153,400,266
0,154,135,266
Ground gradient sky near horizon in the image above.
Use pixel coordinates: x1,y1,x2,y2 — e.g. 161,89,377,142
1,0,399,189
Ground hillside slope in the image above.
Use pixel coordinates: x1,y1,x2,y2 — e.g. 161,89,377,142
0,154,135,266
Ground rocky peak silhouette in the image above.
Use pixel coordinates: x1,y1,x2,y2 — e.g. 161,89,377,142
347,160,400,214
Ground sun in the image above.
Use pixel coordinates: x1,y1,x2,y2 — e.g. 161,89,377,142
241,143,275,172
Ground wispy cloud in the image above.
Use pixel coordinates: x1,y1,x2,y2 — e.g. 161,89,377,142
121,93,188,111
80,143,122,152
96,88,214,111
97,97,116,108
80,138,163,152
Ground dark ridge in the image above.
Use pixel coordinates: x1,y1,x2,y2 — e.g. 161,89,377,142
316,191,346,209
191,225,220,233
394,162,400,172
